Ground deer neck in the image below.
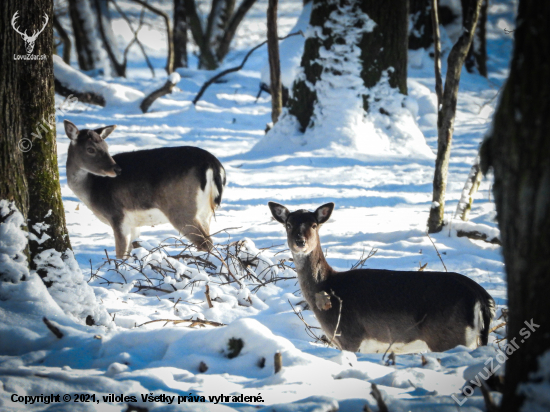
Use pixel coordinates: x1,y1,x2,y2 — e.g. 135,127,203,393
66,148,93,206
292,243,334,304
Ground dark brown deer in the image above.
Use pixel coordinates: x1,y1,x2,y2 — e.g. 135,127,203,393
64,120,226,258
268,202,495,353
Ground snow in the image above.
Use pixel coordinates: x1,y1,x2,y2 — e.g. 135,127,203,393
0,0,519,410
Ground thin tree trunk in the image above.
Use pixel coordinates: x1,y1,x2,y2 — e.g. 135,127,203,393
173,0,188,68
463,0,487,77
427,0,483,233
0,0,29,220
431,0,443,106
68,0,105,72
481,1,550,411
267,0,282,123
93,0,125,76
184,0,219,69
455,155,482,221
53,15,72,64
215,0,257,62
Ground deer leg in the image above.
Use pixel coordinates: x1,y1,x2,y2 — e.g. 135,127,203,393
113,223,132,259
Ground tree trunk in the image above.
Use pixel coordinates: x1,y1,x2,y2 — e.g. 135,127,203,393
288,0,408,131
19,0,72,273
0,1,29,219
173,0,188,68
359,0,408,106
68,0,105,72
409,0,433,50
455,155,482,221
481,1,550,411
53,15,72,65
93,0,125,76
267,0,282,123
184,0,219,69
463,0,487,77
215,0,257,63
427,0,483,233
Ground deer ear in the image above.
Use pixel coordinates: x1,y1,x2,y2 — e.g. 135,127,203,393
64,120,79,141
268,202,290,224
315,203,334,224
94,125,117,139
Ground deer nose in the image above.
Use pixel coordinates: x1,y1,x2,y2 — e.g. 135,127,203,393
295,238,306,247
113,165,122,176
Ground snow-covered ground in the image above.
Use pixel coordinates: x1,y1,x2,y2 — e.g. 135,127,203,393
1,0,517,410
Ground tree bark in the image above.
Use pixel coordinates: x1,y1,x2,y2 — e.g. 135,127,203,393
18,1,72,271
68,0,104,72
427,0,483,233
288,0,408,131
409,0,433,50
0,1,29,218
267,0,282,123
173,0,188,68
481,1,550,410
359,0,408,108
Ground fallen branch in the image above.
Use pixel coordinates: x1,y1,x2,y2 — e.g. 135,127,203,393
193,31,303,105
140,74,180,113
456,229,501,245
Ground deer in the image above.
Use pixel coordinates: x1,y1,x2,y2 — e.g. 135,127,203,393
12,11,49,54
268,202,495,354
64,120,226,259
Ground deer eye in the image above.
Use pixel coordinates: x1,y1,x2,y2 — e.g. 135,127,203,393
286,223,292,230
86,147,96,154
312,224,318,230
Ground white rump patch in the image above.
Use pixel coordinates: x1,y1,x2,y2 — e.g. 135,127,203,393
359,338,431,354
465,301,482,349
195,168,215,225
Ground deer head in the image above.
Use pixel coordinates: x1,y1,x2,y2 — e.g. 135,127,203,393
12,11,49,54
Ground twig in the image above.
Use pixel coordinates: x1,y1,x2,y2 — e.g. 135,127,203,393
193,31,303,105
111,0,155,77
480,380,498,412
274,352,282,373
138,317,225,328
205,284,214,308
426,233,447,272
430,0,443,107
328,289,343,348
43,317,63,339
351,247,378,270
370,384,388,412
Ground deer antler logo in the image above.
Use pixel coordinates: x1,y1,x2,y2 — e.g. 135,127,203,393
12,11,49,55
